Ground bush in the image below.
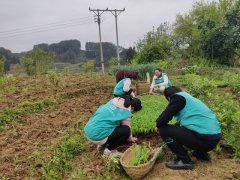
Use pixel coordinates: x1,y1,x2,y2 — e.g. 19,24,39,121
188,78,217,98
0,75,16,94
20,57,35,76
207,94,240,157
223,72,240,94
183,65,199,74
82,60,95,72
46,70,60,87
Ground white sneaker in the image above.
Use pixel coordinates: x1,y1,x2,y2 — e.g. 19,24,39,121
103,148,122,157
97,144,106,151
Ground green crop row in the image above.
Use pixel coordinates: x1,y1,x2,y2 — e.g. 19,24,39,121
0,96,63,127
131,95,167,135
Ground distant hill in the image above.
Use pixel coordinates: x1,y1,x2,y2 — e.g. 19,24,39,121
0,39,127,72
34,39,127,66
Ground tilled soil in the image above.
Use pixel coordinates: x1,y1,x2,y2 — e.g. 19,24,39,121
0,73,113,109
0,74,114,179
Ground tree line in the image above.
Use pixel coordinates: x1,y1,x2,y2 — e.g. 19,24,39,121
132,0,240,67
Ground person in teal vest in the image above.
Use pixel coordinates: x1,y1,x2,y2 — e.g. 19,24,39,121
84,97,142,156
114,77,136,98
156,86,221,170
149,68,172,95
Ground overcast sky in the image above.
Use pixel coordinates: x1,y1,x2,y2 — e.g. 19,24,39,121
0,0,208,53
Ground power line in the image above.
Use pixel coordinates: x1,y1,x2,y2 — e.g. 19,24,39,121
89,7,125,71
0,20,94,39
0,16,92,34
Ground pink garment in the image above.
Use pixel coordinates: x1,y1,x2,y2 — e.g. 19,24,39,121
112,97,131,111
123,79,131,92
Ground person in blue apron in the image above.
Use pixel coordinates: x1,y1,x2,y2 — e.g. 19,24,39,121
156,86,221,170
149,68,172,95
84,97,142,156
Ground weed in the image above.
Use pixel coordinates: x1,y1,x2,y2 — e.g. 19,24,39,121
42,134,87,179
0,96,63,127
71,168,87,180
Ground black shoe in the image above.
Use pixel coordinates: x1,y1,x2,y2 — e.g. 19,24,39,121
192,151,211,161
165,159,193,170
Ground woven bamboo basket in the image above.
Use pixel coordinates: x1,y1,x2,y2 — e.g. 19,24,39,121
136,81,150,95
120,144,160,179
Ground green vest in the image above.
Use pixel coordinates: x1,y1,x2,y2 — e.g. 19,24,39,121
154,73,172,87
174,92,221,134
84,99,132,141
114,78,132,95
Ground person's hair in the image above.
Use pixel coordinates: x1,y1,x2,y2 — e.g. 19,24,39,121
116,70,139,83
127,71,139,80
155,68,162,72
130,98,142,111
163,86,182,100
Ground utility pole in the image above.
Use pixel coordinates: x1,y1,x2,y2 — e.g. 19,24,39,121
109,8,125,65
89,8,107,73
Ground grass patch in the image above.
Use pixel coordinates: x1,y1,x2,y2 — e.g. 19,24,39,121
0,96,63,127
42,133,87,180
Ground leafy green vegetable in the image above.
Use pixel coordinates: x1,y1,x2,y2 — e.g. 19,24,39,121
129,142,153,166
131,95,167,134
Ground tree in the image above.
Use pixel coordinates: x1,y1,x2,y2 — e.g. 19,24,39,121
125,47,136,64
135,22,174,64
0,56,5,76
20,57,34,75
0,47,19,72
173,0,239,65
109,57,118,66
31,48,55,75
34,40,82,63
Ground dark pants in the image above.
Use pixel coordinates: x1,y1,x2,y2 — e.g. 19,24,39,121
159,125,220,163
105,125,130,150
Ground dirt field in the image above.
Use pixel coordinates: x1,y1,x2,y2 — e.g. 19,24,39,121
0,73,239,179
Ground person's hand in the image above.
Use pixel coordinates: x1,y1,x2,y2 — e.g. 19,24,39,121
132,87,136,93
149,91,154,95
155,127,159,134
128,136,138,143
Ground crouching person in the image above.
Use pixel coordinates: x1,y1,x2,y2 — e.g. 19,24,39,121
156,86,221,170
84,97,142,156
149,68,172,95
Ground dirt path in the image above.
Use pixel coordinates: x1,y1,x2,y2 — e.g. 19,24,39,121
145,150,240,180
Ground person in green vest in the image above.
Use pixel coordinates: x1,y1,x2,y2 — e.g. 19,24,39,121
149,68,172,95
84,97,142,156
156,86,221,170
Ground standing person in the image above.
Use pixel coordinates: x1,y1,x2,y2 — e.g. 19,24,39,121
156,86,221,170
115,69,139,83
84,97,142,156
149,68,172,95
